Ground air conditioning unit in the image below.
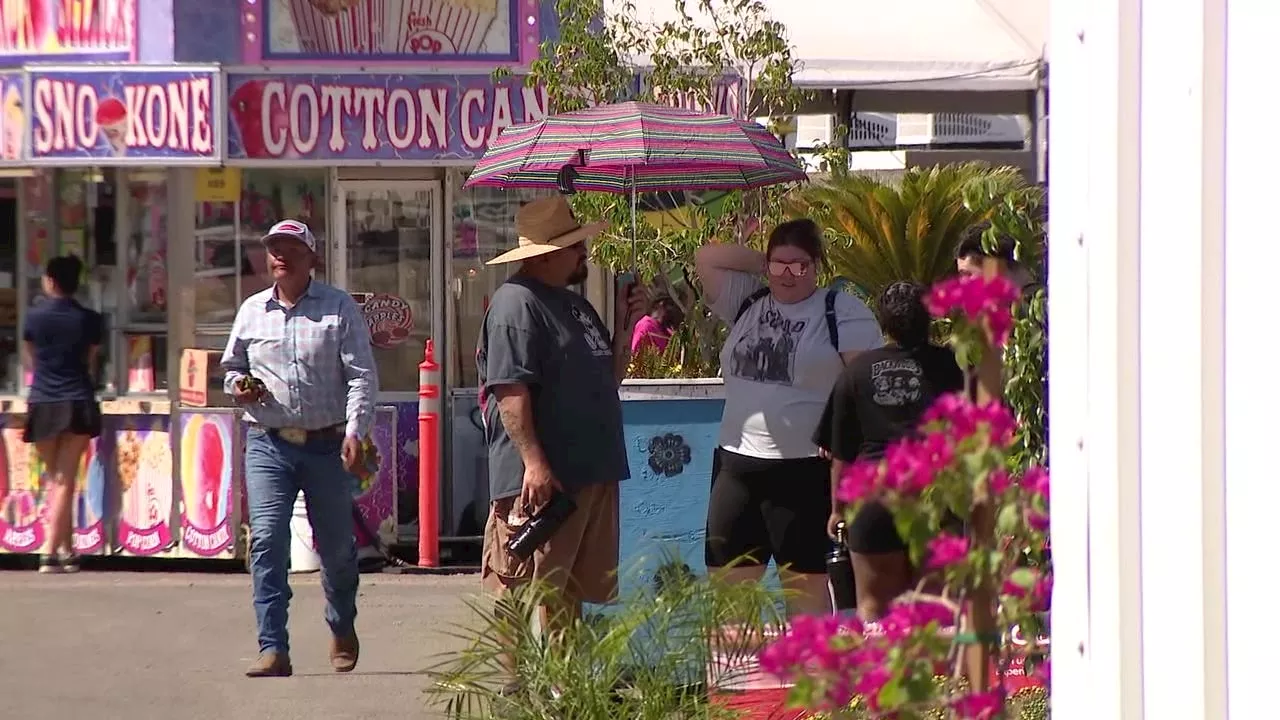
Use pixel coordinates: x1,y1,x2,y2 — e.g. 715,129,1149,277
894,113,1028,148
794,114,834,150
847,112,897,149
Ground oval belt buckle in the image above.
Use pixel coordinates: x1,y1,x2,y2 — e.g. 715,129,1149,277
279,427,307,445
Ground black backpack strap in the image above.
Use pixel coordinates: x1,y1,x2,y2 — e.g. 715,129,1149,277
734,287,771,324
825,289,840,351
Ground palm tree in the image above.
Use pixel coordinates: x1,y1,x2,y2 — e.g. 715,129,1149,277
784,163,1031,300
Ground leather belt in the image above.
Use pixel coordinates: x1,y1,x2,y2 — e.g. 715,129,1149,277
250,424,343,445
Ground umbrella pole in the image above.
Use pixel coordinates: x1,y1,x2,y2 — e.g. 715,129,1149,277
630,170,638,276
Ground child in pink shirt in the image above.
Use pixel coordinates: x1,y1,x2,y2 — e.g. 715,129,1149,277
630,297,683,354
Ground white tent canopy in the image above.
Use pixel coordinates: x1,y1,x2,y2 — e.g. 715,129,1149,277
611,0,1048,112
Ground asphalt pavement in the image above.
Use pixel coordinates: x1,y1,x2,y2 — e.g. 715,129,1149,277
0,565,482,720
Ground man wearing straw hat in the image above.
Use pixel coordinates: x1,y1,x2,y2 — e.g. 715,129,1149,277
477,196,647,685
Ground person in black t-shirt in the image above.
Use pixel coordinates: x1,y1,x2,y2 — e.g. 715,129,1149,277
813,282,965,620
22,255,104,574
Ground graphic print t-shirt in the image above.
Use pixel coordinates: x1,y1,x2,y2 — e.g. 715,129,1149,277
712,271,882,459
812,343,966,463
476,275,630,501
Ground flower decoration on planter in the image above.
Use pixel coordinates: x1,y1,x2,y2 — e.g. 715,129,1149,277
647,433,692,478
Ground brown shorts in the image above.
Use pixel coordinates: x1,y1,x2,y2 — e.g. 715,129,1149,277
481,481,620,605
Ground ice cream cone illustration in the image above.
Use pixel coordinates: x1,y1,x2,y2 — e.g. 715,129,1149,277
95,97,129,157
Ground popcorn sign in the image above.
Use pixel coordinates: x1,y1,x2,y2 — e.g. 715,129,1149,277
29,66,220,163
225,73,548,162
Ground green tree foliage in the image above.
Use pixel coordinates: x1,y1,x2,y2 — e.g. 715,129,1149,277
784,163,1032,301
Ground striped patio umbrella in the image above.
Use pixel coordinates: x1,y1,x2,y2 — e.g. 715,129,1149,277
463,102,806,271
463,102,806,193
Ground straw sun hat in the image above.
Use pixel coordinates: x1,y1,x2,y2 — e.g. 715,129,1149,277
486,196,607,265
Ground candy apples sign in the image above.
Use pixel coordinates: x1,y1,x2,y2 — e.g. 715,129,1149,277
225,73,548,162
28,66,220,164
351,292,413,348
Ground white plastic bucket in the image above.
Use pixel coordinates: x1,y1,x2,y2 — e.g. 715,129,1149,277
289,493,322,573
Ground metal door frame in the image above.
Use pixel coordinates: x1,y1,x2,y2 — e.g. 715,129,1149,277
332,178,445,403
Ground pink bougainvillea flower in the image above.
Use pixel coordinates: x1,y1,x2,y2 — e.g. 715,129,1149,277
883,438,930,494
1022,466,1050,501
1034,655,1051,683
918,431,956,475
952,689,1003,719
837,460,883,504
1002,569,1053,612
880,599,957,642
989,469,1013,495
1031,572,1053,612
919,393,1016,448
975,400,1018,447
926,533,970,569
926,274,1020,347
853,666,891,709
757,613,864,679
1027,509,1050,532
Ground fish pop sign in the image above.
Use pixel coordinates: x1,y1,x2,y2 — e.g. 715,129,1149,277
28,66,221,164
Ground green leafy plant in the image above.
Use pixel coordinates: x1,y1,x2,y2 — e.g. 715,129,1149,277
968,188,1048,472
785,164,1032,301
425,557,786,719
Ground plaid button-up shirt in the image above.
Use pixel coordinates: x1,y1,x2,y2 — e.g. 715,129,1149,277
221,281,378,437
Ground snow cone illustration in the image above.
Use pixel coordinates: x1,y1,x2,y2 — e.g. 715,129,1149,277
181,415,229,531
286,0,385,54
384,0,499,54
228,79,299,160
94,97,129,156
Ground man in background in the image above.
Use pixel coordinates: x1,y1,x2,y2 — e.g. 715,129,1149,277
222,219,378,678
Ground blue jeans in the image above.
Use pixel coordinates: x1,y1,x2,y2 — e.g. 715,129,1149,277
245,427,359,654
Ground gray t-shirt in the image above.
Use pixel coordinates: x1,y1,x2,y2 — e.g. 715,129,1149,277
477,275,630,501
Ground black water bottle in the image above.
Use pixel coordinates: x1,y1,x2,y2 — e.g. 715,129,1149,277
827,522,857,612
506,491,578,561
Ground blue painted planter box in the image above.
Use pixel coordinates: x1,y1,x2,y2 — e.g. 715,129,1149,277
612,379,781,603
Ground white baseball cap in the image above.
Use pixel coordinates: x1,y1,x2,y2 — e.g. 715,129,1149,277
262,219,317,253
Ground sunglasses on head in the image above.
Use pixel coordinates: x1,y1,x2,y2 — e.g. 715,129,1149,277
767,259,812,277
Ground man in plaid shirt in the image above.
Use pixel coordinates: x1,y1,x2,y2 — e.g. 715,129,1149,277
221,219,378,678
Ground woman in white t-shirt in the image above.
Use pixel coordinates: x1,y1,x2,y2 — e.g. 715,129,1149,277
694,219,883,615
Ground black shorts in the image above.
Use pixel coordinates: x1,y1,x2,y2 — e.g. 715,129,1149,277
24,400,102,444
704,448,831,574
846,501,966,555
847,501,906,555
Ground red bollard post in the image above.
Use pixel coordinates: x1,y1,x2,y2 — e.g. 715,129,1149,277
417,339,441,568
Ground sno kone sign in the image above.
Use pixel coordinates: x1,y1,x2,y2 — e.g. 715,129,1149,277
27,66,221,164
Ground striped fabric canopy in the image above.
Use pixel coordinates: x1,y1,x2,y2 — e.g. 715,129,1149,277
463,102,807,193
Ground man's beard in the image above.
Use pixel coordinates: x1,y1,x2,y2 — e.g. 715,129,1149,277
567,262,589,285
